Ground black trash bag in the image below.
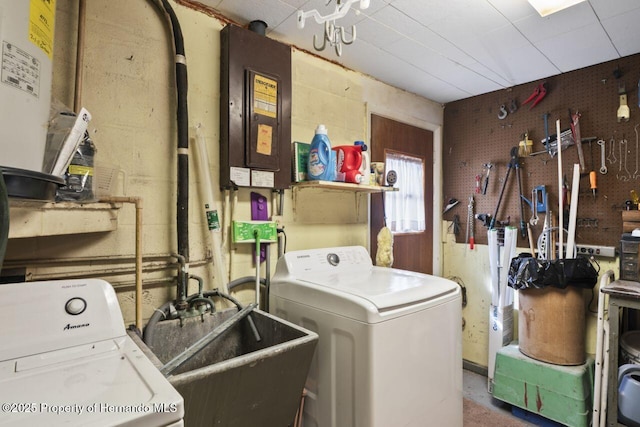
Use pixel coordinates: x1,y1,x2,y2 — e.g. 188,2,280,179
508,253,598,290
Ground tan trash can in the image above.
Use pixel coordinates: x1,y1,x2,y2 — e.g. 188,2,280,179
518,286,585,365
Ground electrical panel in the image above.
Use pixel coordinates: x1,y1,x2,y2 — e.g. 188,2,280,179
220,24,292,190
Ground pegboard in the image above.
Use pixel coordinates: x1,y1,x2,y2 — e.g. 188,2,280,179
443,53,640,249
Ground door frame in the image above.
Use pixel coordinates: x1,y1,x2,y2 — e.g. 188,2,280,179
366,104,444,276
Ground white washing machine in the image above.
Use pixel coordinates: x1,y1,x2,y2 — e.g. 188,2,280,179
0,279,184,427
270,246,462,427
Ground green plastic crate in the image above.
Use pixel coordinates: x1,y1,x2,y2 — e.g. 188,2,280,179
492,343,594,427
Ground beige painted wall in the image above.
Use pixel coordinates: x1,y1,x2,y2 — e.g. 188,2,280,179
442,227,618,367
3,0,614,372
5,1,443,328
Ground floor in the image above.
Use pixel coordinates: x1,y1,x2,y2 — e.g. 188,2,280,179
463,369,538,426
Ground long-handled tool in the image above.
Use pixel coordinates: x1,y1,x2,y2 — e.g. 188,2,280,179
543,113,551,157
489,148,517,229
489,147,525,234
513,149,528,239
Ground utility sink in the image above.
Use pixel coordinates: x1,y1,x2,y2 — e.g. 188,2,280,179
130,308,318,427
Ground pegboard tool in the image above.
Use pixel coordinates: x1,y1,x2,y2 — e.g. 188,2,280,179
522,83,547,109
467,196,475,249
590,171,597,200
521,185,547,225
618,84,630,122
489,147,526,238
569,109,585,173
482,163,493,195
597,139,607,174
543,113,551,157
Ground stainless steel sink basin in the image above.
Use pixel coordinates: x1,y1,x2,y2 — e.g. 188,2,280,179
130,307,317,427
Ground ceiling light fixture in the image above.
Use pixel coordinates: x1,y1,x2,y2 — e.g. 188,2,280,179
526,0,586,17
297,0,370,56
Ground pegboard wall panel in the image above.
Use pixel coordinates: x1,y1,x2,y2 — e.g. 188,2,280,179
443,53,640,248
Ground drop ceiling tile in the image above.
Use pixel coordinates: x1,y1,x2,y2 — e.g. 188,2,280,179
589,0,640,20
355,16,405,48
390,0,468,28
386,37,505,95
535,24,618,72
601,7,640,57
365,4,424,36
512,1,598,44
424,0,510,40
406,26,477,67
216,0,296,27
485,0,537,22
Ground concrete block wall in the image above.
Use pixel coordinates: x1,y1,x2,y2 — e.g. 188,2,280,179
4,0,443,327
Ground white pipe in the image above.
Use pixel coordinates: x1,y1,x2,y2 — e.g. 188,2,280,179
488,229,500,307
556,119,564,259
566,164,580,258
500,227,517,306
194,125,229,294
593,270,614,427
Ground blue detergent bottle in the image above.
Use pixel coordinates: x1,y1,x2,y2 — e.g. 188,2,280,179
308,124,336,181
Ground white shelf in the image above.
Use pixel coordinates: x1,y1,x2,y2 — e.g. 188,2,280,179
8,201,121,239
292,181,398,193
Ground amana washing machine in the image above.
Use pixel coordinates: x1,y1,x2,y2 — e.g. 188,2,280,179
0,279,184,426
270,246,462,427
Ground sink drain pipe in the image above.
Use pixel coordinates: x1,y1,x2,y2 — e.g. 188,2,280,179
153,0,190,283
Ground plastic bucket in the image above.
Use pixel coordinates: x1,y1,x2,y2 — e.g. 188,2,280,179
621,331,640,365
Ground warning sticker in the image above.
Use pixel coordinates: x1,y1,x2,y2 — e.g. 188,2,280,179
29,0,56,59
253,74,277,118
1,41,41,98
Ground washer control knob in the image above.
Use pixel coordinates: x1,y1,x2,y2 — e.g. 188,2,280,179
327,253,340,266
65,297,87,315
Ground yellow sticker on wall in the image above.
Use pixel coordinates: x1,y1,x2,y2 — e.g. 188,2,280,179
257,124,273,156
29,0,56,59
253,74,277,118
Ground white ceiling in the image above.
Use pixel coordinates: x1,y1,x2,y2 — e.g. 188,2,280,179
196,0,640,104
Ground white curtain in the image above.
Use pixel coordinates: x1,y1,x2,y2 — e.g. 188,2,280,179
385,153,425,233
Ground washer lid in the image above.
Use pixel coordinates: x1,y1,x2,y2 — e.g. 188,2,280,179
0,336,184,427
295,266,459,316
271,246,460,322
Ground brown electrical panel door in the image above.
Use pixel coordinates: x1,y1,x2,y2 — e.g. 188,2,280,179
220,24,292,190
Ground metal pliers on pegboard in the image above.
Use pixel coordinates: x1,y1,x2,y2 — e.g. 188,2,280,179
522,82,547,109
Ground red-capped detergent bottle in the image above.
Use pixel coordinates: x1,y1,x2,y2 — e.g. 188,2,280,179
354,141,371,185
333,145,363,183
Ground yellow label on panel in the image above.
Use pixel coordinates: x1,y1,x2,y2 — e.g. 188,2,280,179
29,0,56,59
257,124,273,155
253,74,277,118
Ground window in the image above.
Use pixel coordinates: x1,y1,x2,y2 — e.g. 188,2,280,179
384,151,425,233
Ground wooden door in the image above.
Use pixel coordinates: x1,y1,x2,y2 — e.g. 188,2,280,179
370,114,434,274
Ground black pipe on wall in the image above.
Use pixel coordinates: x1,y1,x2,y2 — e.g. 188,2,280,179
158,0,190,263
